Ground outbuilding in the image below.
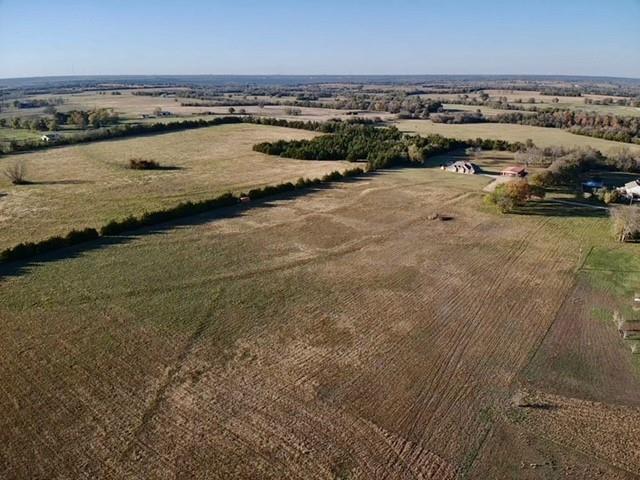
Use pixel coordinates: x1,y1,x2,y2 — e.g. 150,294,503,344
40,133,61,142
622,179,640,199
501,166,527,177
443,161,477,175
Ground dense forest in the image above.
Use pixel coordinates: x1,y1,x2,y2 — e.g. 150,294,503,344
254,124,488,169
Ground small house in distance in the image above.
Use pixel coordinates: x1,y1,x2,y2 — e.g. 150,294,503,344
621,179,640,199
442,161,477,174
40,133,61,142
501,166,527,177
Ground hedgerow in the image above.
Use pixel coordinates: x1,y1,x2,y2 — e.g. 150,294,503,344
0,169,365,264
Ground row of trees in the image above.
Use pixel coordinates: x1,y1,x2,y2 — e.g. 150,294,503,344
584,97,640,107
0,116,246,153
0,116,59,131
492,110,640,144
5,98,64,109
430,111,485,124
1,166,367,263
1,108,119,133
518,146,640,174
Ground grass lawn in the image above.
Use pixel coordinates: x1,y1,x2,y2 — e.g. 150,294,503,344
0,127,43,143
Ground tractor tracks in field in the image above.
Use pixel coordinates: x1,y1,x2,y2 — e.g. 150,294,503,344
118,296,215,467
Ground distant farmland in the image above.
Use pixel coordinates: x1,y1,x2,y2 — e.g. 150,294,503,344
395,119,640,155
0,123,350,250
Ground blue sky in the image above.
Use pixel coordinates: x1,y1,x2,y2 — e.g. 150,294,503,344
1,0,639,79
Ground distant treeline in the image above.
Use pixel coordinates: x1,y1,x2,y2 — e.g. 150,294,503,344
1,108,119,133
493,110,640,144
584,97,640,107
529,146,640,190
0,116,381,154
1,116,243,153
3,98,64,110
430,111,485,124
0,167,366,264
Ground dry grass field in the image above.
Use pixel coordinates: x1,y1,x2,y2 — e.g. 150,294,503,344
442,103,534,117
0,123,351,250
3,90,392,123
1,157,638,478
395,119,640,155
418,90,640,117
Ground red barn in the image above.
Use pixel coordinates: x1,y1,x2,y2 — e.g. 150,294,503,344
501,166,527,177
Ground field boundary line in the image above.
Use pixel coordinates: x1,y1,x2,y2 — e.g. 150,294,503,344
515,275,577,383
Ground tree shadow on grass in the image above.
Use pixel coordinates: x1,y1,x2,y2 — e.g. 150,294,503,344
126,165,185,171
20,179,95,186
0,176,372,281
514,200,608,218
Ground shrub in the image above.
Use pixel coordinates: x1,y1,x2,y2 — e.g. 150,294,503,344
604,189,621,204
129,158,160,170
529,170,554,188
4,160,28,185
0,227,99,262
611,206,640,242
485,181,543,213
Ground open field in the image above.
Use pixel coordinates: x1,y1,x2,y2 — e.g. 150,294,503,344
0,123,351,250
1,159,638,478
0,127,43,143
442,103,534,117
2,90,392,123
419,90,640,117
395,119,640,155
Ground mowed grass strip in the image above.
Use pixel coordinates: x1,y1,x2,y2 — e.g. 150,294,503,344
0,123,350,250
395,119,640,155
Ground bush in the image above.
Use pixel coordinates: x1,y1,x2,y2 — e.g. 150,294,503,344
0,227,99,262
485,181,543,213
611,206,640,242
529,170,554,188
604,189,621,204
129,158,160,170
4,160,28,185
595,188,621,204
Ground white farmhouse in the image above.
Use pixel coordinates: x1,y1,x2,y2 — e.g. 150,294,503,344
41,133,61,142
622,179,640,199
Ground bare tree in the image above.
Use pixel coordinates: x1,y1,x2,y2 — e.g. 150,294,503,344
611,206,640,242
4,160,28,185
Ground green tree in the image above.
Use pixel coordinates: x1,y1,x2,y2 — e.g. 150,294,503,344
46,117,60,131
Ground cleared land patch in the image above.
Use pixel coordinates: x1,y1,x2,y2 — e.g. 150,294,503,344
1,163,635,478
0,123,351,250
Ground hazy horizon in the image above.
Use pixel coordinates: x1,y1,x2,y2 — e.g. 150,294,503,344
1,0,639,79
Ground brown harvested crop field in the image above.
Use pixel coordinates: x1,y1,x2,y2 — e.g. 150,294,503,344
0,123,350,250
1,161,639,478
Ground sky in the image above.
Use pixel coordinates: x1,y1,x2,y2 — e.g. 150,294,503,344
1,0,639,79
